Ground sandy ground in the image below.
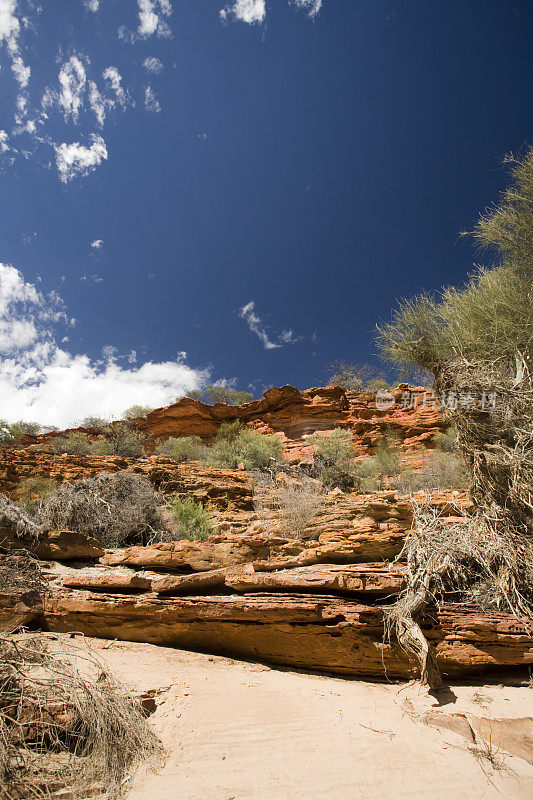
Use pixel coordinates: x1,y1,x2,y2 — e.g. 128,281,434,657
70,636,533,800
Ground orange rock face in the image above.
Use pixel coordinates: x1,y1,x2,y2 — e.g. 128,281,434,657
43,589,533,680
17,384,444,462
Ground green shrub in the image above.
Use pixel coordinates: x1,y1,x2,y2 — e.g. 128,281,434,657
92,423,145,457
0,420,42,446
357,430,402,490
52,432,94,455
208,422,284,470
187,385,254,405
366,378,390,392
80,416,109,430
155,435,207,462
16,476,58,516
395,450,470,493
122,405,153,419
168,496,213,541
432,428,457,453
308,428,359,489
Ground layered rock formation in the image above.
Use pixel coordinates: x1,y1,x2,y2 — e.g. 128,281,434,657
17,384,444,461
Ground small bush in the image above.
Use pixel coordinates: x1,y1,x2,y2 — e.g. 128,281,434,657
80,416,109,430
0,420,42,446
432,428,457,453
308,428,359,489
395,450,470,493
0,550,44,595
357,430,402,490
327,361,390,392
92,423,145,457
155,435,207,462
366,378,390,392
52,432,94,456
122,405,153,419
254,477,322,539
168,496,213,541
16,476,57,516
0,493,41,542
208,422,284,470
187,385,254,405
39,472,165,548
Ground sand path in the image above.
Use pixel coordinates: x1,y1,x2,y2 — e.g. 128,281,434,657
80,637,533,800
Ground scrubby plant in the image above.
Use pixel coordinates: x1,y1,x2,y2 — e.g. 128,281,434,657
80,416,109,430
208,422,284,470
0,493,40,542
39,472,165,547
254,477,323,539
0,633,164,800
0,549,44,596
168,496,213,541
358,430,402,490
327,361,390,392
395,450,470,493
308,428,359,489
122,405,153,419
92,423,145,457
16,476,58,516
0,420,42,446
187,385,253,405
155,435,207,462
377,149,533,687
52,432,94,456
366,378,390,392
432,427,457,453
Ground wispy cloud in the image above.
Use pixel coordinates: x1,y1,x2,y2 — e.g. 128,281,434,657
0,262,207,427
144,84,161,113
239,300,302,350
0,0,31,87
293,0,322,18
143,56,163,74
90,239,103,249
84,0,101,11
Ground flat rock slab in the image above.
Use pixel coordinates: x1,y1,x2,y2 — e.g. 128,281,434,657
43,589,533,680
1,528,104,560
225,562,406,597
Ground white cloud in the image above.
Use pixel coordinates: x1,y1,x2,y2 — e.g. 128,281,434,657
91,239,103,249
144,84,160,113
84,0,100,11
55,134,108,182
0,129,10,152
143,56,163,74
239,300,302,350
88,80,105,125
119,0,172,42
42,55,87,123
220,0,265,24
102,66,130,108
0,0,30,87
0,263,207,427
80,274,103,283
293,0,322,17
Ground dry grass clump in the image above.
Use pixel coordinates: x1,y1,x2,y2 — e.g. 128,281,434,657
39,472,166,548
0,634,164,800
254,476,323,539
385,502,533,687
0,549,44,596
0,494,40,543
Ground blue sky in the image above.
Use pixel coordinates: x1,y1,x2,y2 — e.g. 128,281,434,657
0,0,532,426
